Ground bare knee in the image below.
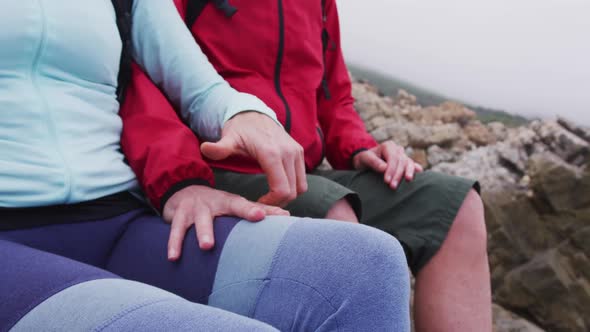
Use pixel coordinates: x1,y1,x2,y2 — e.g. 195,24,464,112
445,189,487,257
325,198,359,223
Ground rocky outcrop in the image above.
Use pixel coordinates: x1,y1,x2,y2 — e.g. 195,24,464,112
492,304,544,332
349,81,590,332
531,121,590,166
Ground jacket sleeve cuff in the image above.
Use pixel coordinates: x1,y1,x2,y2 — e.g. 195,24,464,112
221,93,283,130
159,178,212,212
350,148,369,168
329,137,378,170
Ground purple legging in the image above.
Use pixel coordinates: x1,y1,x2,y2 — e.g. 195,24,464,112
1,208,411,331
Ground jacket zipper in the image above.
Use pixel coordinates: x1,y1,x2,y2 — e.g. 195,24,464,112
274,0,292,133
32,0,73,202
315,126,326,169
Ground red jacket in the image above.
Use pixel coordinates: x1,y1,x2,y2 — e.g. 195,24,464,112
120,0,377,210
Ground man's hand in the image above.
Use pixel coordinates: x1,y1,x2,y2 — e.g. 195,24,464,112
162,185,289,261
352,141,424,189
201,112,307,207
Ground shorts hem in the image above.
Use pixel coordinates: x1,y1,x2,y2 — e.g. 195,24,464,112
410,178,479,274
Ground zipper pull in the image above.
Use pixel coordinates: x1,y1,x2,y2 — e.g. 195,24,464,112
212,0,238,18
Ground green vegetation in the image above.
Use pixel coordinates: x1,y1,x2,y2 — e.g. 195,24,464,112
348,64,529,127
469,105,529,127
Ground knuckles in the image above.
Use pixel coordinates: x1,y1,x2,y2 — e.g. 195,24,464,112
298,182,309,194
287,190,297,201
273,186,293,201
383,141,396,149
259,145,281,159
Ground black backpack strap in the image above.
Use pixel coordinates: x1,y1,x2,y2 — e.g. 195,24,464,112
320,0,332,100
186,0,237,29
186,0,209,29
112,0,134,103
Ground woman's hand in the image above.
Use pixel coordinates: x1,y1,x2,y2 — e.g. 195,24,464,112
352,141,424,189
201,111,307,207
162,185,289,261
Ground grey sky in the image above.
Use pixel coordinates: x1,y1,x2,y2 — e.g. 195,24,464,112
338,0,590,125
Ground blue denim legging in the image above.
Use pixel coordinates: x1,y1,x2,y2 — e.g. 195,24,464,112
0,209,410,331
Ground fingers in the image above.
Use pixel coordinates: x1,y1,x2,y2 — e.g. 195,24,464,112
225,195,267,221
405,157,416,181
220,113,304,206
163,185,292,258
382,143,400,187
200,135,242,161
294,146,308,195
382,142,423,188
282,155,298,202
257,151,292,207
224,194,289,222
193,207,215,251
256,203,290,217
415,162,424,173
257,141,305,207
359,151,387,173
167,208,190,261
391,156,406,189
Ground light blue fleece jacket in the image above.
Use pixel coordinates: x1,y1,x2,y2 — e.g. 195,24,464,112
0,0,277,208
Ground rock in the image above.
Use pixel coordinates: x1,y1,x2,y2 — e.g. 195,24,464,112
464,120,497,146
486,192,563,279
531,120,590,164
558,240,590,289
370,122,410,146
492,304,545,332
407,123,462,149
571,226,590,258
351,76,590,332
369,122,462,149
369,115,390,131
569,235,590,308
432,146,519,193
352,82,405,124
497,143,529,175
493,126,547,176
488,122,508,142
404,101,476,126
519,175,531,187
426,145,457,166
484,188,573,283
507,127,539,148
409,149,428,168
451,134,477,152
557,117,590,142
435,101,477,125
494,248,590,332
394,89,418,107
370,126,391,143
528,152,590,212
486,152,590,332
484,192,531,286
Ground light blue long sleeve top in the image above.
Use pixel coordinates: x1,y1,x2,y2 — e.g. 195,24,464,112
0,0,277,208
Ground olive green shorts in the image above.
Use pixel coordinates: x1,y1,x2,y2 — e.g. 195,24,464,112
213,169,478,275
